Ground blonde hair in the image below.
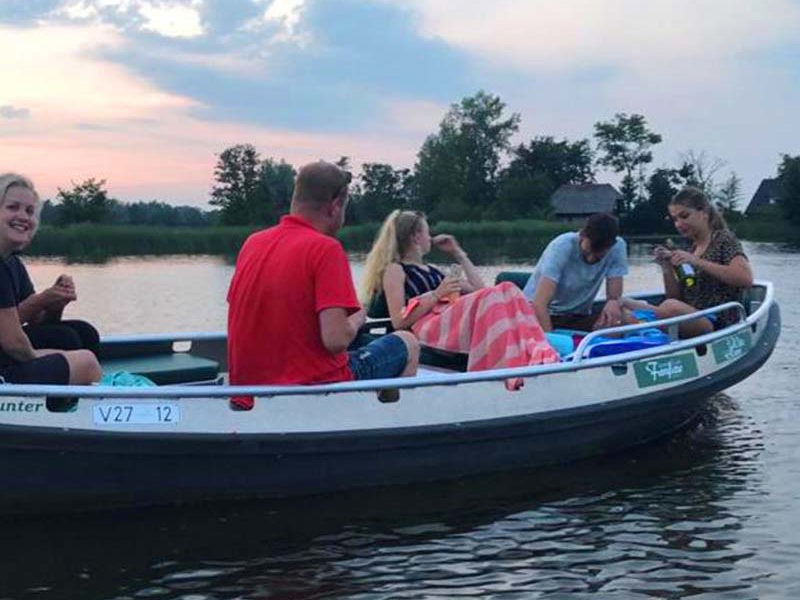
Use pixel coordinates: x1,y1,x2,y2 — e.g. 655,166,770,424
359,210,425,302
0,173,41,234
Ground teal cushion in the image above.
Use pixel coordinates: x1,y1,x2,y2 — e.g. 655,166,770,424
100,353,219,385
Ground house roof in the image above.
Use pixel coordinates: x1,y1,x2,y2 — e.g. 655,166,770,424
550,183,622,215
745,178,781,213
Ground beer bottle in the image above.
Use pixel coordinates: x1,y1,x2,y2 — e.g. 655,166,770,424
665,238,696,288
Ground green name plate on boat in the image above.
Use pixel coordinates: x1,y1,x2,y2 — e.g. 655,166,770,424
634,352,699,388
711,329,752,364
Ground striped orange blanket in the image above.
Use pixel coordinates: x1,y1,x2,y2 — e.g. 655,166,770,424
406,282,558,385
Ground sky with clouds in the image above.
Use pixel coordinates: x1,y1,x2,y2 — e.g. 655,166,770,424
1,0,798,207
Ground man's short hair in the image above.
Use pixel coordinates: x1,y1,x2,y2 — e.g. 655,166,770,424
293,161,352,207
581,213,619,252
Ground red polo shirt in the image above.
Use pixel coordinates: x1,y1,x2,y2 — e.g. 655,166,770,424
227,215,361,385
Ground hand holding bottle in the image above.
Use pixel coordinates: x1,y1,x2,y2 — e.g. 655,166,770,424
435,269,462,303
666,245,697,288
445,264,463,302
653,245,673,268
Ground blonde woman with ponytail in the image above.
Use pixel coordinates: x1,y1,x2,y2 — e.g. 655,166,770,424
623,186,753,337
360,210,484,326
362,210,557,387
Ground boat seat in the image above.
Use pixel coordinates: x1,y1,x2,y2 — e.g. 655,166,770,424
100,353,220,385
363,294,469,371
494,271,531,291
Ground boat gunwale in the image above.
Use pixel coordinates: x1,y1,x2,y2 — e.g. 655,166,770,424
0,302,780,447
0,282,776,399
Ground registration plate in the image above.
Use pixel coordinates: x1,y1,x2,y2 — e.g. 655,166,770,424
93,402,180,425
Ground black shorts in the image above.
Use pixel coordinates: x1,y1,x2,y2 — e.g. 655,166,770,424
0,354,70,385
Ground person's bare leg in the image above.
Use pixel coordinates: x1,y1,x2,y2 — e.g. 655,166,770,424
36,348,102,384
655,299,713,338
63,349,102,384
621,297,654,311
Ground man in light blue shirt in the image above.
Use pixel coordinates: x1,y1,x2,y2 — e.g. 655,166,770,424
523,213,628,331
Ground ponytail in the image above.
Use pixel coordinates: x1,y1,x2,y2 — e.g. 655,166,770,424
359,210,425,303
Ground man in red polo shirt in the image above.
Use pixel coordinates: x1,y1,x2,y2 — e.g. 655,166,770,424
227,160,418,395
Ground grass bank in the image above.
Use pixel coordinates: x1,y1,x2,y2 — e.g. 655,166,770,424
733,218,800,246
28,224,256,262
28,220,574,263
26,218,798,263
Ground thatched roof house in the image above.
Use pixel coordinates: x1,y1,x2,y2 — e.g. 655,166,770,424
550,183,622,221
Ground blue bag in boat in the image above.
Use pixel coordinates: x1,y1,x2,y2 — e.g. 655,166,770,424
545,332,576,358
582,328,671,359
100,371,157,387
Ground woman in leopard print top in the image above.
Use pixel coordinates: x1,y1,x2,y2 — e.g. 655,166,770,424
624,186,753,338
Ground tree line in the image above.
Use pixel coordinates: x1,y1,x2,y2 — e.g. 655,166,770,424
41,178,211,227
42,91,800,232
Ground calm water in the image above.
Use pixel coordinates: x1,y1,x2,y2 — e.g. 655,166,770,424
1,243,798,599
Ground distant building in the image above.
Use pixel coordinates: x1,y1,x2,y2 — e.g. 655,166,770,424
745,178,782,215
549,183,623,222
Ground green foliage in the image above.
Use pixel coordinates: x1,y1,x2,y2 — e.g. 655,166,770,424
209,146,296,226
35,91,797,251
348,163,413,223
210,144,265,225
413,91,520,220
339,219,572,263
715,172,743,219
734,215,800,244
56,178,116,224
42,198,209,227
594,113,662,209
777,154,800,226
258,158,296,221
429,219,571,263
621,168,681,233
510,137,595,188
28,224,255,262
492,137,595,219
492,172,554,220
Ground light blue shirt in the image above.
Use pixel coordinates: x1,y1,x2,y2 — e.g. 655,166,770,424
523,232,628,315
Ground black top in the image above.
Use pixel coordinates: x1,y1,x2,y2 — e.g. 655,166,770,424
0,254,35,310
400,263,445,300
366,263,447,320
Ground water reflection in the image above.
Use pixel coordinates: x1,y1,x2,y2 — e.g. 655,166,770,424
0,396,770,600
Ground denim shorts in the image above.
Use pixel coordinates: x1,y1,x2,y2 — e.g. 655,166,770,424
348,334,408,381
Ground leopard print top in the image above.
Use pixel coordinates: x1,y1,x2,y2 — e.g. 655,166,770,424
681,229,747,328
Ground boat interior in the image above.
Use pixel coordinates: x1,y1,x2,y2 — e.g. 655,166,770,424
94,273,771,388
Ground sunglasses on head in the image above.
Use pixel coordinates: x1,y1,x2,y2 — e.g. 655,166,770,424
332,171,353,200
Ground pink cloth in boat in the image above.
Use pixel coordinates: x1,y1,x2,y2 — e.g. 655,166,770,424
403,282,559,376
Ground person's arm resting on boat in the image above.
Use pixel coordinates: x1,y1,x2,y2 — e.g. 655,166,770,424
0,307,40,362
319,307,365,354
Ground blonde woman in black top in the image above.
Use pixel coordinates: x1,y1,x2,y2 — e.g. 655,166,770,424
0,174,101,384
